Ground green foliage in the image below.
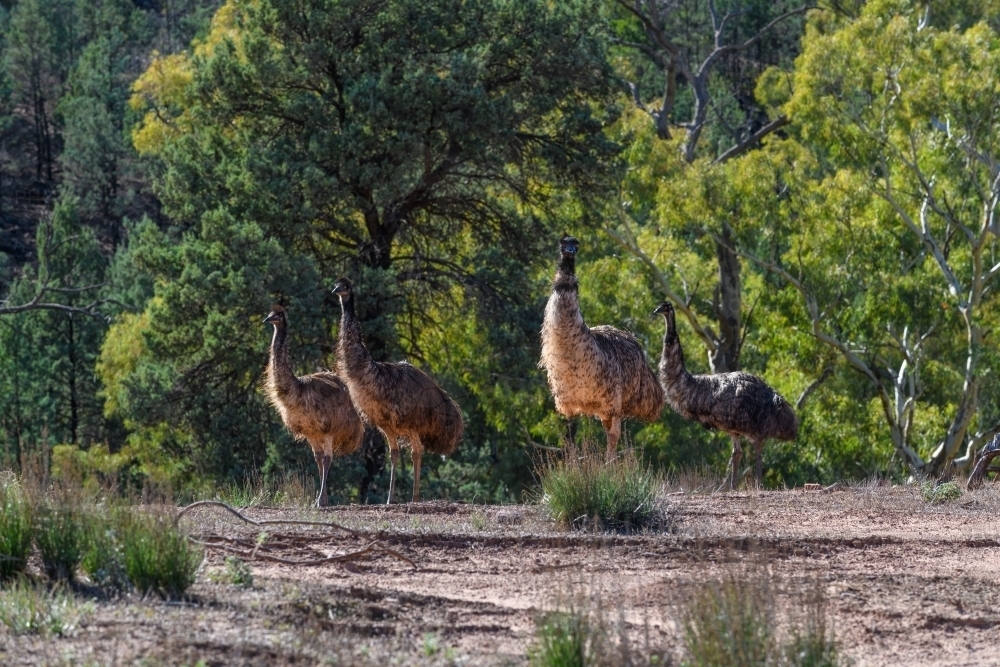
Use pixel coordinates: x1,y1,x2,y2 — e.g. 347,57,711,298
0,477,31,580
921,481,963,504
121,510,202,599
221,556,252,589
539,442,659,531
80,504,128,590
33,496,88,581
679,574,843,667
0,579,91,637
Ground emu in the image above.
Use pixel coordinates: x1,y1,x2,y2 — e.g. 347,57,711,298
332,277,463,504
539,235,665,460
263,305,364,507
654,301,797,489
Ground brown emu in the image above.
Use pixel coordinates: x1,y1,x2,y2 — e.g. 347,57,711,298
264,305,364,507
332,277,463,504
654,301,798,489
539,235,665,460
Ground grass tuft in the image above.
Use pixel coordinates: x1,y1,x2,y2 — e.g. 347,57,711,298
34,495,89,582
121,509,202,599
223,556,253,588
921,480,963,504
678,568,844,667
538,440,659,531
81,505,129,590
0,579,92,637
0,476,31,581
529,593,665,667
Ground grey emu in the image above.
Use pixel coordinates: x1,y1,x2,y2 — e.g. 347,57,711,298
654,301,797,489
332,277,463,503
264,305,364,507
540,235,665,460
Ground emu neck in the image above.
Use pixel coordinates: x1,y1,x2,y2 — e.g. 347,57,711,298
268,324,299,399
552,254,578,293
659,313,693,390
337,294,373,378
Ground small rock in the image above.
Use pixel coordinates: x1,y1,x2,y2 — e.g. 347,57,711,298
494,509,523,525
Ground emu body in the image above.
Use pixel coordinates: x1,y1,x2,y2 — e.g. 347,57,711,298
655,301,797,489
539,236,664,459
264,306,363,507
333,278,463,503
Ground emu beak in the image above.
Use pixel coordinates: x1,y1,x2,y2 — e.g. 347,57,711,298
264,312,280,324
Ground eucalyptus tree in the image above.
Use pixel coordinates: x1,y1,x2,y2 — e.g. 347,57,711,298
745,0,1000,476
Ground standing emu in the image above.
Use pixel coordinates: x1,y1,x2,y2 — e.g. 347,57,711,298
332,277,463,504
654,301,798,489
539,235,665,460
264,305,364,507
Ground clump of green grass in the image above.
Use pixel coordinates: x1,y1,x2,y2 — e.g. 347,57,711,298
34,496,89,582
80,505,129,590
921,480,963,504
0,477,32,581
681,573,775,666
529,594,665,667
539,441,659,531
121,509,202,599
0,579,91,637
678,570,844,667
222,556,253,588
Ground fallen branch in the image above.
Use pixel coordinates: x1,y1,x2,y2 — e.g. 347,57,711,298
192,537,417,569
174,500,369,538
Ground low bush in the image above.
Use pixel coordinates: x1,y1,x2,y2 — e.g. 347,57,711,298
121,509,202,599
34,497,89,581
0,476,31,581
539,441,659,531
921,480,963,504
679,570,843,667
0,579,91,637
81,505,129,590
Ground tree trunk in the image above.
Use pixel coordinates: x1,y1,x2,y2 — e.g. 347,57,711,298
709,222,741,374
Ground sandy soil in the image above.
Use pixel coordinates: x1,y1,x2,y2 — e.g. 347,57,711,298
4,482,1000,666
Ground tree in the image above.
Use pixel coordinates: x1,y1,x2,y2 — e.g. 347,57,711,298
114,0,623,493
746,0,1000,476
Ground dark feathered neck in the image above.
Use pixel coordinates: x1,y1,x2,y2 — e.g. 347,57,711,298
553,254,578,293
659,309,691,384
337,292,374,374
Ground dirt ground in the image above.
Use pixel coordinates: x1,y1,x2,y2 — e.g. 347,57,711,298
4,481,1000,666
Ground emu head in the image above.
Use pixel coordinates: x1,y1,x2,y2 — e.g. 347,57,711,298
263,304,287,326
332,277,354,299
559,235,579,259
652,301,673,317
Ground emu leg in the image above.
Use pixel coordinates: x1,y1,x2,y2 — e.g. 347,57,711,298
313,448,331,508
718,433,743,492
411,437,424,503
386,435,401,505
602,417,622,461
752,439,764,489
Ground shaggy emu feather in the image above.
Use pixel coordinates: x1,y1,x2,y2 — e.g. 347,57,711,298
540,235,665,459
264,305,364,507
654,301,797,489
333,277,463,504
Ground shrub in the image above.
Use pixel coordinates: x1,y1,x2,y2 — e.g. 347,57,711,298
0,476,32,581
121,509,202,599
0,579,91,637
34,499,89,581
539,441,659,531
681,574,775,667
223,556,253,588
529,595,664,667
679,571,843,667
921,480,963,504
81,505,129,590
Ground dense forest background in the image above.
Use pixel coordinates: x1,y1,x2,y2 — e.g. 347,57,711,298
1,0,999,502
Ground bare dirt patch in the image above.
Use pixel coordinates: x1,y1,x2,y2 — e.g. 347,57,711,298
3,484,999,665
